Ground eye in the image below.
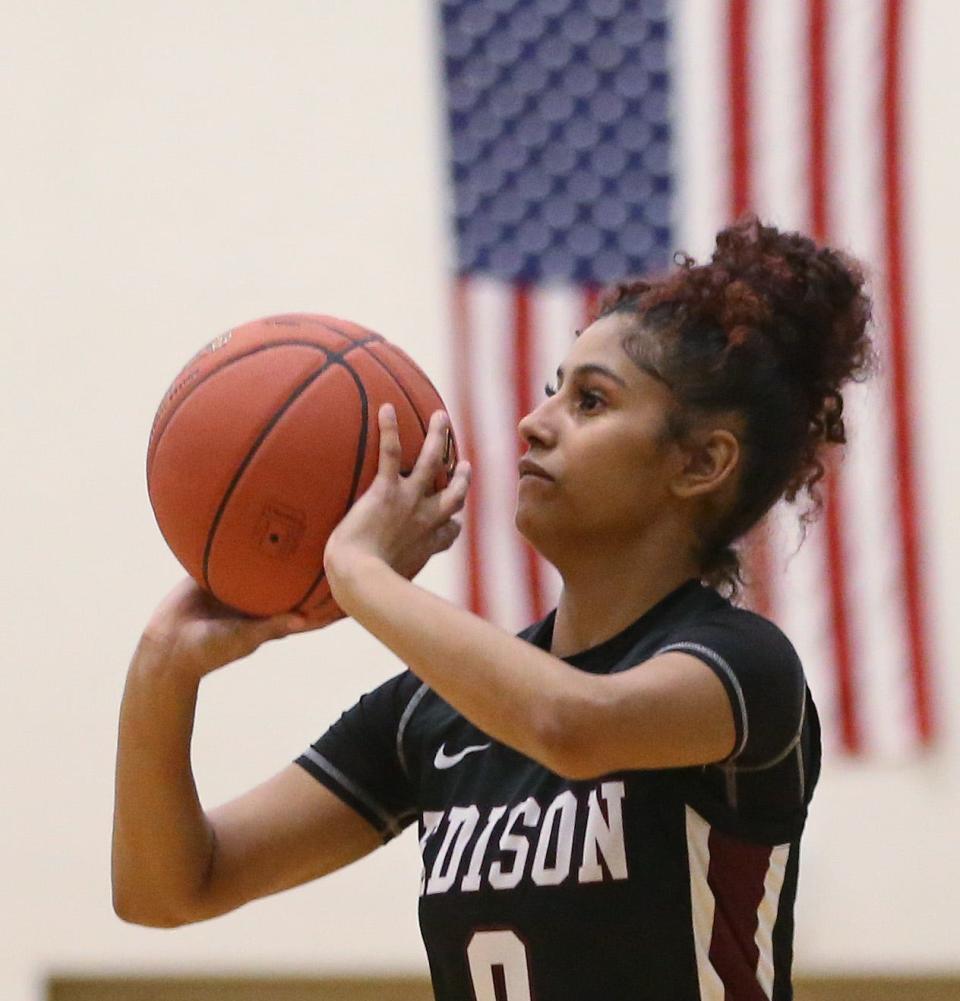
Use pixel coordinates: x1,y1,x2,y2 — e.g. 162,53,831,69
576,390,604,412
543,381,605,413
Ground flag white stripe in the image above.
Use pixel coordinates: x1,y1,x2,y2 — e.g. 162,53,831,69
530,282,581,394
468,277,531,632
828,0,879,754
754,842,790,998
750,0,838,738
529,283,577,613
751,0,808,233
830,0,916,757
673,0,726,259
770,506,839,750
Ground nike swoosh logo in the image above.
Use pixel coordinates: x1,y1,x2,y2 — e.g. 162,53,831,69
433,741,492,770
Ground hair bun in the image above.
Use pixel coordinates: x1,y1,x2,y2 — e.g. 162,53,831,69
711,216,875,397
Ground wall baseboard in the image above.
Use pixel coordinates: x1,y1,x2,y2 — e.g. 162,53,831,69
47,975,960,1001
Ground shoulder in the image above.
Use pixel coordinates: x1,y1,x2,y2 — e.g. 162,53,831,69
353,668,429,720
658,602,804,680
655,598,808,769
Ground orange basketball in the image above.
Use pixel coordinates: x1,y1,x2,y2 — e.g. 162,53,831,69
146,313,459,618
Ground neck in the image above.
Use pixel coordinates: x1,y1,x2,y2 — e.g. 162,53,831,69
547,528,700,659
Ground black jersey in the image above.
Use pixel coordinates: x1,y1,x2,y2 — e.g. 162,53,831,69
296,578,820,1001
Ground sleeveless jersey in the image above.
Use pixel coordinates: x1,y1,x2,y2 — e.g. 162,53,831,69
296,578,821,1000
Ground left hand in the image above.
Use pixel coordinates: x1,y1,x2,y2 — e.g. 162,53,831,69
323,404,472,601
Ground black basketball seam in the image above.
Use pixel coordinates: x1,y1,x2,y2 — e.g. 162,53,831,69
147,321,384,472
352,341,429,437
376,342,458,475
149,339,334,474
146,341,341,574
316,317,381,348
200,336,381,591
292,357,371,611
379,340,438,390
291,346,450,612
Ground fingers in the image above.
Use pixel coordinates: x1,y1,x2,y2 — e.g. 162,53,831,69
435,459,472,520
409,410,451,494
434,517,462,553
411,458,471,538
375,404,471,557
386,407,465,505
376,403,403,482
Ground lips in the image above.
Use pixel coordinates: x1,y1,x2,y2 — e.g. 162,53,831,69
518,457,553,480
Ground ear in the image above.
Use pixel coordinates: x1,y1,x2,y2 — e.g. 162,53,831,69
669,427,741,501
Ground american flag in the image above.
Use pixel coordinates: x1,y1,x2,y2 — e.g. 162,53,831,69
437,0,936,758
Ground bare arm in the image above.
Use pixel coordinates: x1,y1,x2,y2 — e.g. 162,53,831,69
114,407,471,926
111,582,379,928
322,404,735,779
327,558,735,779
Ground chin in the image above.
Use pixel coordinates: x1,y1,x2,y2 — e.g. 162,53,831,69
514,504,544,544
514,507,565,563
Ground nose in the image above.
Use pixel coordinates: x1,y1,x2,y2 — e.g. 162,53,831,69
517,394,557,450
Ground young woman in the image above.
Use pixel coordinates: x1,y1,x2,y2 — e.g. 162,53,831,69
113,216,873,1000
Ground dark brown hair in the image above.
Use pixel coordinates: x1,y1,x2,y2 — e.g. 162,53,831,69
597,215,876,598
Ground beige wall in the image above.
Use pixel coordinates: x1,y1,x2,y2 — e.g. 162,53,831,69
3,3,958,1000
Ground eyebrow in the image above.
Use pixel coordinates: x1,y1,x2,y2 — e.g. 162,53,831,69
555,363,629,388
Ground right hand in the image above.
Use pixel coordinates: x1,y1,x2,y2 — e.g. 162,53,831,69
138,578,333,680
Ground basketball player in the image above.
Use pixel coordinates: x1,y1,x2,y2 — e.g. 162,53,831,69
113,217,873,1000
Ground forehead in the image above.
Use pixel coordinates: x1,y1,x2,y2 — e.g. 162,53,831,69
560,312,664,387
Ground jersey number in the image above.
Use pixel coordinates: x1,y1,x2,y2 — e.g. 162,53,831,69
466,930,532,1001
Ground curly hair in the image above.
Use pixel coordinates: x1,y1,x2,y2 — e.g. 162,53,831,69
596,215,877,599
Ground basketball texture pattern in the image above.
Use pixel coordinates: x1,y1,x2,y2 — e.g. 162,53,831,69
147,314,458,618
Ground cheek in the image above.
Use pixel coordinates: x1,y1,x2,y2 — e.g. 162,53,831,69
569,436,665,516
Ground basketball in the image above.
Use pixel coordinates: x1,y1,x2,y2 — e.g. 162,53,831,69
146,313,459,619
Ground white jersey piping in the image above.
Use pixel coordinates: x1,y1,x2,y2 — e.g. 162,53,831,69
396,681,431,779
300,746,402,838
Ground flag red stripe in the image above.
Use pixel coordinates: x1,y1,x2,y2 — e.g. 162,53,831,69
453,277,488,618
727,0,773,618
808,0,861,753
727,0,752,217
514,286,545,621
882,0,934,744
807,0,830,238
